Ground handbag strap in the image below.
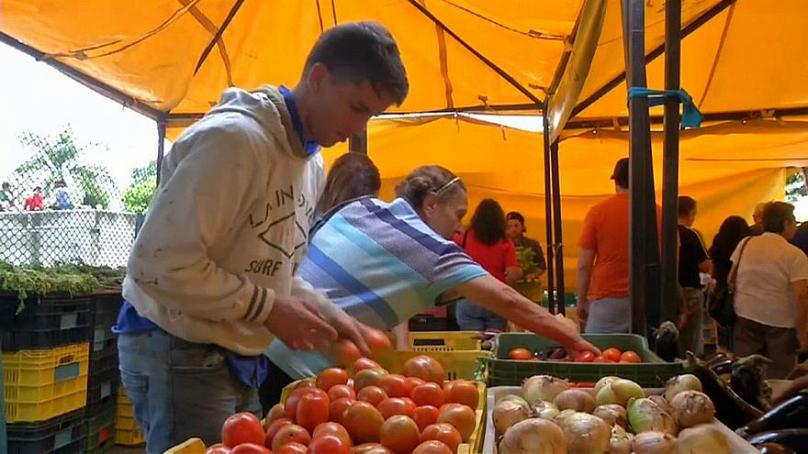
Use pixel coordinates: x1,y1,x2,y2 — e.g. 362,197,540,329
729,236,753,287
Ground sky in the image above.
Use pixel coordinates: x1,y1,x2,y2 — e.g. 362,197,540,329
0,42,159,189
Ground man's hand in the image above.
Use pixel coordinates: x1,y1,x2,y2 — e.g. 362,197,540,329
263,295,338,351
303,297,372,357
564,337,601,358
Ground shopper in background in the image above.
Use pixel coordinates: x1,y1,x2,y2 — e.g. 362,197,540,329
676,195,711,356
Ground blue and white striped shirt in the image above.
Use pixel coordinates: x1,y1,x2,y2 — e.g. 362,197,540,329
266,197,487,378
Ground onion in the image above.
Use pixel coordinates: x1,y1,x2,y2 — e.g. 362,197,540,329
522,375,570,405
676,424,730,454
596,379,645,407
553,409,578,428
632,431,677,454
609,424,633,454
668,391,715,428
553,389,596,413
499,418,566,454
532,400,560,420
628,398,677,435
562,412,611,454
648,395,672,415
663,374,702,401
593,404,628,428
595,376,621,395
493,396,531,434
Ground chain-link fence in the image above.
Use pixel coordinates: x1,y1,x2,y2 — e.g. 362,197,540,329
0,209,135,268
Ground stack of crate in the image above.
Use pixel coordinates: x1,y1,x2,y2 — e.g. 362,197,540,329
82,291,122,453
2,293,92,453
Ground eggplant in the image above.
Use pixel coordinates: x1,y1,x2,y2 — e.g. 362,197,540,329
685,352,763,429
737,391,808,437
706,351,730,367
748,429,808,452
711,358,735,376
653,320,679,362
731,354,773,411
757,442,796,454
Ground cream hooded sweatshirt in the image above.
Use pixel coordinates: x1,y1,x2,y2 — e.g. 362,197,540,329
122,85,325,355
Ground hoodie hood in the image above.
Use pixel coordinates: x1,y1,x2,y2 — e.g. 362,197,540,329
206,85,308,158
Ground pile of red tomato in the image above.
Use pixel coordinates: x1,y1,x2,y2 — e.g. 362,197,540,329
205,355,480,454
507,346,642,363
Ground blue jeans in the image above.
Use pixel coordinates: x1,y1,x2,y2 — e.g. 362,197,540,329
117,330,261,454
455,300,507,331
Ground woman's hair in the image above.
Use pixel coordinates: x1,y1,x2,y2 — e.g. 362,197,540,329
709,215,751,260
316,152,381,215
469,198,507,246
395,165,466,209
763,201,796,233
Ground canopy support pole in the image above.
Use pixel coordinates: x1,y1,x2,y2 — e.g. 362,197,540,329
623,0,660,337
156,114,167,186
550,140,566,315
660,0,682,325
542,108,556,313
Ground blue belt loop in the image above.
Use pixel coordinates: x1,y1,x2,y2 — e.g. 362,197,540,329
627,87,704,129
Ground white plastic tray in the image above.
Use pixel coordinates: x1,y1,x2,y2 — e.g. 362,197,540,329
482,386,757,453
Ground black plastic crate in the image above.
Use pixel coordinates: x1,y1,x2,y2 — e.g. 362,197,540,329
87,345,120,407
89,291,122,352
7,408,87,454
1,293,92,351
83,400,116,452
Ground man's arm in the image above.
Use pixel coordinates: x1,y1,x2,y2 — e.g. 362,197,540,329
576,248,596,323
455,275,599,355
791,279,808,350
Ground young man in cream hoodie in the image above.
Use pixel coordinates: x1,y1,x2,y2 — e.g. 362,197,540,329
115,22,408,452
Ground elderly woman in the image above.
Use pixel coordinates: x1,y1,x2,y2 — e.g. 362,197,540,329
261,163,597,407
731,202,808,378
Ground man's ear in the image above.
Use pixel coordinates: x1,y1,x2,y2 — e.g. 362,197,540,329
307,63,329,93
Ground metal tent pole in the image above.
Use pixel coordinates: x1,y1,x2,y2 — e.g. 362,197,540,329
550,140,566,315
542,109,556,313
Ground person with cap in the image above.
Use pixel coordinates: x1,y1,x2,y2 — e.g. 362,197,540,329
506,211,547,302
576,157,660,333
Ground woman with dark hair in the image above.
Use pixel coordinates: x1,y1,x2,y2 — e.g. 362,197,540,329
315,152,381,218
454,199,523,330
708,215,751,351
261,165,597,407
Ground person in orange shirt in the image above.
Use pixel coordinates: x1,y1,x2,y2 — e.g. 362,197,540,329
576,157,645,333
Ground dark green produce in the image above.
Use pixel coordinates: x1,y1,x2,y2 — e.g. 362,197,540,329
731,354,773,411
685,353,763,429
748,429,808,452
737,391,808,438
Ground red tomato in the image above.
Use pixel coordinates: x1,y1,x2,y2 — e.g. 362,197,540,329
437,404,476,442
574,350,597,363
377,397,417,419
413,406,440,431
445,380,478,410
313,422,352,446
271,424,311,452
357,386,388,407
411,382,445,408
419,423,462,453
276,442,309,454
333,339,363,368
380,415,421,454
328,384,357,401
378,374,408,398
402,356,445,385
222,412,266,448
354,369,385,391
353,357,383,373
264,403,285,428
317,368,349,391
296,392,330,433
231,443,271,454
343,401,384,444
402,377,425,397
352,443,395,453
264,418,293,447
508,348,533,360
412,440,453,454
621,350,642,363
285,387,328,420
309,434,352,454
206,444,231,454
592,356,615,363
329,397,355,424
366,329,393,356
602,347,623,362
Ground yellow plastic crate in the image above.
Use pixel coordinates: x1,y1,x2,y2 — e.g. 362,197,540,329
116,425,145,447
165,437,206,453
375,350,491,381
408,331,482,352
115,388,146,446
2,343,89,422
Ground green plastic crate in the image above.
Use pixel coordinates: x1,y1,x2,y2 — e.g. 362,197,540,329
83,402,116,453
487,333,684,387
